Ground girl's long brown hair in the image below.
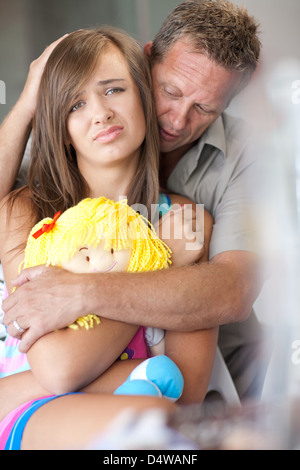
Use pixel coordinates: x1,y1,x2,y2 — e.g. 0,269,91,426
24,27,160,223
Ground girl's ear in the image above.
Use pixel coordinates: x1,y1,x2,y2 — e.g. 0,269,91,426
143,42,153,60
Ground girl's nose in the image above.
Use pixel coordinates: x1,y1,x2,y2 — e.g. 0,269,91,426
92,97,114,125
93,109,114,125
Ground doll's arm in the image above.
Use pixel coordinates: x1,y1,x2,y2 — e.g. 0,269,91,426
160,194,217,404
157,194,213,267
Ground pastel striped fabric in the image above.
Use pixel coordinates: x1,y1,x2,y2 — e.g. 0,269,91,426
0,284,30,378
0,335,30,378
0,395,70,450
0,399,37,450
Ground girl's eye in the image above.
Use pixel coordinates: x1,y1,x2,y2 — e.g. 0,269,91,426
111,248,114,254
86,256,90,262
106,88,124,96
70,101,85,112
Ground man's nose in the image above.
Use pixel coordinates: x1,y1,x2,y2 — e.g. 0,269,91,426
169,103,190,131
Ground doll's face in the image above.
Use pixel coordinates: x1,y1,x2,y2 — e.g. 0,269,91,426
61,240,132,274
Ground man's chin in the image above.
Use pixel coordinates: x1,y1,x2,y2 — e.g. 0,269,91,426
160,139,195,157
159,138,179,154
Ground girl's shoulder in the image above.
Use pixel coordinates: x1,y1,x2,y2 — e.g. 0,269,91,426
0,188,35,292
0,187,36,276
0,187,35,230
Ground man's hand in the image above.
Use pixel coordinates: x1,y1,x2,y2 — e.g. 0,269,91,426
19,34,69,119
3,265,84,353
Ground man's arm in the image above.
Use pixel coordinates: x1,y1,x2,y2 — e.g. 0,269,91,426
3,249,264,353
0,99,32,198
0,35,68,199
80,249,263,331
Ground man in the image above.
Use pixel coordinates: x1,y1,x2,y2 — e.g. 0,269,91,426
1,1,268,400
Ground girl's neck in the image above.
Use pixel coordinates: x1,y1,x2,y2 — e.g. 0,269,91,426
80,159,138,201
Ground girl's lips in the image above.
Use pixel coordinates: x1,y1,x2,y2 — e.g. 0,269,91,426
94,126,123,143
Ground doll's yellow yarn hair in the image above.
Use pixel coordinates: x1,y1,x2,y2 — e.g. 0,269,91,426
22,197,172,329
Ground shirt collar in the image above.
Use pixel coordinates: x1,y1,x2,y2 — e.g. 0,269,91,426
166,114,227,188
196,114,227,160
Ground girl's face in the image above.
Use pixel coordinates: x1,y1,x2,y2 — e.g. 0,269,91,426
67,45,146,175
61,240,132,274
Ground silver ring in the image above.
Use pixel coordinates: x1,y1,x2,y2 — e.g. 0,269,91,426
13,319,25,334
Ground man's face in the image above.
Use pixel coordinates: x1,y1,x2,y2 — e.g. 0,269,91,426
149,38,242,154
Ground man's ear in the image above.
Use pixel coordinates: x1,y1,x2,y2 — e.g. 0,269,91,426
144,41,153,59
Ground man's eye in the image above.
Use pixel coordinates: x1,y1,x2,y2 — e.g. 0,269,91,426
70,101,85,112
195,104,212,114
163,88,180,98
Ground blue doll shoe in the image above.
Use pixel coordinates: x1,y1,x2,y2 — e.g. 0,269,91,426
114,355,184,401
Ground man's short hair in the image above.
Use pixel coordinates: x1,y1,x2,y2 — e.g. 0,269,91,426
150,0,261,91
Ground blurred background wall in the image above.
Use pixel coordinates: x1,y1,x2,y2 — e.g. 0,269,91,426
0,0,182,120
1,0,300,123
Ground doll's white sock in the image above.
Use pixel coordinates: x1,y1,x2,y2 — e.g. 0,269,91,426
114,355,184,401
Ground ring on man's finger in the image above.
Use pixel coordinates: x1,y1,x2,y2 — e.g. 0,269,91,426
13,319,25,334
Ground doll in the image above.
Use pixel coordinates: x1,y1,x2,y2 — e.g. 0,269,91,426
15,197,183,400
23,197,171,332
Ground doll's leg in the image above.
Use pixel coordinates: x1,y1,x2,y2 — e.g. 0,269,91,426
114,355,184,401
20,393,175,450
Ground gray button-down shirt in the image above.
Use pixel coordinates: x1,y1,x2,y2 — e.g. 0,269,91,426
166,112,264,357
166,112,259,260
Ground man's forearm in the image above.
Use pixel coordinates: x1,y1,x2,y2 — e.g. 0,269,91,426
0,99,32,199
84,251,263,331
3,252,263,352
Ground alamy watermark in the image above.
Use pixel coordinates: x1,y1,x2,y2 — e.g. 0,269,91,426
291,340,300,365
126,201,205,251
292,80,300,105
0,80,5,104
